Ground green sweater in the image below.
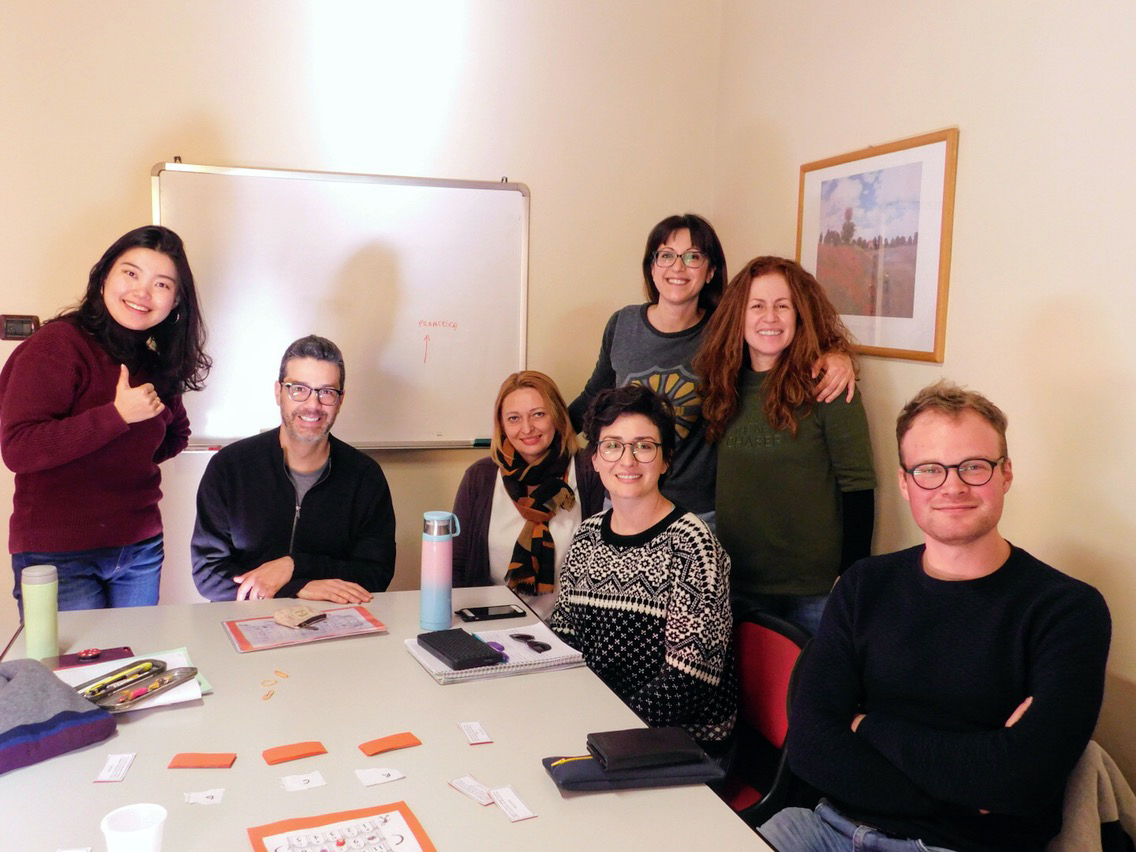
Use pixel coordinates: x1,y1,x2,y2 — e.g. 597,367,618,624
716,369,876,600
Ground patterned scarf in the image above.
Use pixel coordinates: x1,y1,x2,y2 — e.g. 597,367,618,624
496,434,576,596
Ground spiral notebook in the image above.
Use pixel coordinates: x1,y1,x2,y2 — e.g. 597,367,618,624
404,622,584,684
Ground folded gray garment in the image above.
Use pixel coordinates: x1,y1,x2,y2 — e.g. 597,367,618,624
0,658,116,775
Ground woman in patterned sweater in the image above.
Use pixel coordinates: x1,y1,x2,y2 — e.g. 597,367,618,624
549,385,736,748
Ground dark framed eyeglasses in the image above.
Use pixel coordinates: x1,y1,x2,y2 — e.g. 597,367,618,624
652,249,706,269
902,457,1005,490
596,439,661,463
509,633,551,653
282,382,342,405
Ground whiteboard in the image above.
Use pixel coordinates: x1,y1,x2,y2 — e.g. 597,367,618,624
152,162,528,448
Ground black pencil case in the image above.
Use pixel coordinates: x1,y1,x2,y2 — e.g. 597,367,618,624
542,752,724,792
416,629,504,670
585,726,706,771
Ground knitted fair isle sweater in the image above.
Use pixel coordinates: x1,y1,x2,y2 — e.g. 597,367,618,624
549,507,736,743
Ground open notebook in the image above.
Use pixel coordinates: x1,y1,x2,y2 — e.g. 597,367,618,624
405,622,584,685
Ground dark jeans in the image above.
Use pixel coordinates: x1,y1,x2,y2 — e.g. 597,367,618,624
12,534,163,615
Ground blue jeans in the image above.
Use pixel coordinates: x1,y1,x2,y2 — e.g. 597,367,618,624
744,592,830,635
12,534,164,614
760,800,957,852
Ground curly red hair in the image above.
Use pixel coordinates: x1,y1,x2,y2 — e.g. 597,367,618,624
694,257,854,440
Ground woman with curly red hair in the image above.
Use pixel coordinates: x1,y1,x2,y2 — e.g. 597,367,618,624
694,257,876,633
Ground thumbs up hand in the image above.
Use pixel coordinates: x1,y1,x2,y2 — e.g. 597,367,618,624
113,364,166,424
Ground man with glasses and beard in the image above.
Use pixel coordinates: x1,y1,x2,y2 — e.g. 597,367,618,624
760,381,1111,852
192,335,396,603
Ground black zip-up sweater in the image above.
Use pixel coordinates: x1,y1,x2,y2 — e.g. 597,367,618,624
191,429,396,600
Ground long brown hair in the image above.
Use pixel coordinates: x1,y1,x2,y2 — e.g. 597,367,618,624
694,256,853,440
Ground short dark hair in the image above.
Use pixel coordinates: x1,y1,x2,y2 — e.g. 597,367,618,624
896,380,1009,464
583,384,676,465
641,213,727,313
278,335,345,390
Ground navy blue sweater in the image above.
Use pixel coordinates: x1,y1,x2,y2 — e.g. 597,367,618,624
787,544,1111,852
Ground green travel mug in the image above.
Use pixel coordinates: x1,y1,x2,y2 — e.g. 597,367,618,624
21,565,58,661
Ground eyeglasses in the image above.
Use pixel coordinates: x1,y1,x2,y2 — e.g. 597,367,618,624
282,382,342,405
652,249,706,269
509,633,551,653
902,457,1005,490
596,439,661,463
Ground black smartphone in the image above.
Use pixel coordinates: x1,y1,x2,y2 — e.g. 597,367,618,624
455,604,526,622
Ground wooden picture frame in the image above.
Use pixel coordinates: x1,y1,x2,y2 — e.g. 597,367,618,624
797,129,958,362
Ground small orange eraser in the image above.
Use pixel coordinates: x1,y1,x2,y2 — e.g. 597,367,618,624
168,752,237,769
358,732,422,756
262,741,327,765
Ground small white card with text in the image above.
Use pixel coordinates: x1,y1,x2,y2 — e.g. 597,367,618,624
450,774,494,805
280,771,326,792
460,721,492,744
95,753,135,783
490,785,537,822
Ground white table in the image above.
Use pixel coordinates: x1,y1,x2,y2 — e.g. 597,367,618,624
1,587,772,850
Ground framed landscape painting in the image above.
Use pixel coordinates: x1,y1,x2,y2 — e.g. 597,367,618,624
797,129,958,362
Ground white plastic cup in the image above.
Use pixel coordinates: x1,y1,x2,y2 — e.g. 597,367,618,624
100,803,167,852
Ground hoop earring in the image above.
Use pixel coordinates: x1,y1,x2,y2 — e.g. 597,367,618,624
173,309,181,324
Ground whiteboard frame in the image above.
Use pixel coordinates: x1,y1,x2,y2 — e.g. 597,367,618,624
151,161,529,450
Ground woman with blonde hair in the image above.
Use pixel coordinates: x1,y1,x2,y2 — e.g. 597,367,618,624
452,370,605,618
694,257,876,634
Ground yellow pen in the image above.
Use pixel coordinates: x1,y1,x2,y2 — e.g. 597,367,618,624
550,755,594,767
75,660,163,700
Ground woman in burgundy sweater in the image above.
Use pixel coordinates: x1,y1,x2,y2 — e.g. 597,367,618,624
0,226,210,611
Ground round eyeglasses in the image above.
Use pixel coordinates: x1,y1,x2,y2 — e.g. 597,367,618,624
282,382,342,406
596,439,661,463
902,457,1005,490
652,249,706,269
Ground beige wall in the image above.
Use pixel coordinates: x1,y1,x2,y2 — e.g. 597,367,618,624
0,2,721,614
715,0,1136,776
2,0,1133,779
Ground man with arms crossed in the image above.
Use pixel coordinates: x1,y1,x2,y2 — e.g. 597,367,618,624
192,335,396,603
761,381,1111,852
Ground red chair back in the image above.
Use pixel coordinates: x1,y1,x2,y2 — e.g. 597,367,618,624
734,614,809,749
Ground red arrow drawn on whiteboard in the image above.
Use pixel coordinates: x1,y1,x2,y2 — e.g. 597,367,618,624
423,335,430,363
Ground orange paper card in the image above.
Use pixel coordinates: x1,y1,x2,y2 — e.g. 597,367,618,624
262,741,327,765
168,752,237,769
247,802,436,852
358,732,422,756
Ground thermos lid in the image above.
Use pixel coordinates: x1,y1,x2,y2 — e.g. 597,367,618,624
21,565,57,584
423,510,459,537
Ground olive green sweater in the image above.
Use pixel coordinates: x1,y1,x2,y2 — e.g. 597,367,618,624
716,368,876,601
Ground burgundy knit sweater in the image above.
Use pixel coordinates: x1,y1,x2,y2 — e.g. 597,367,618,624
0,321,188,553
